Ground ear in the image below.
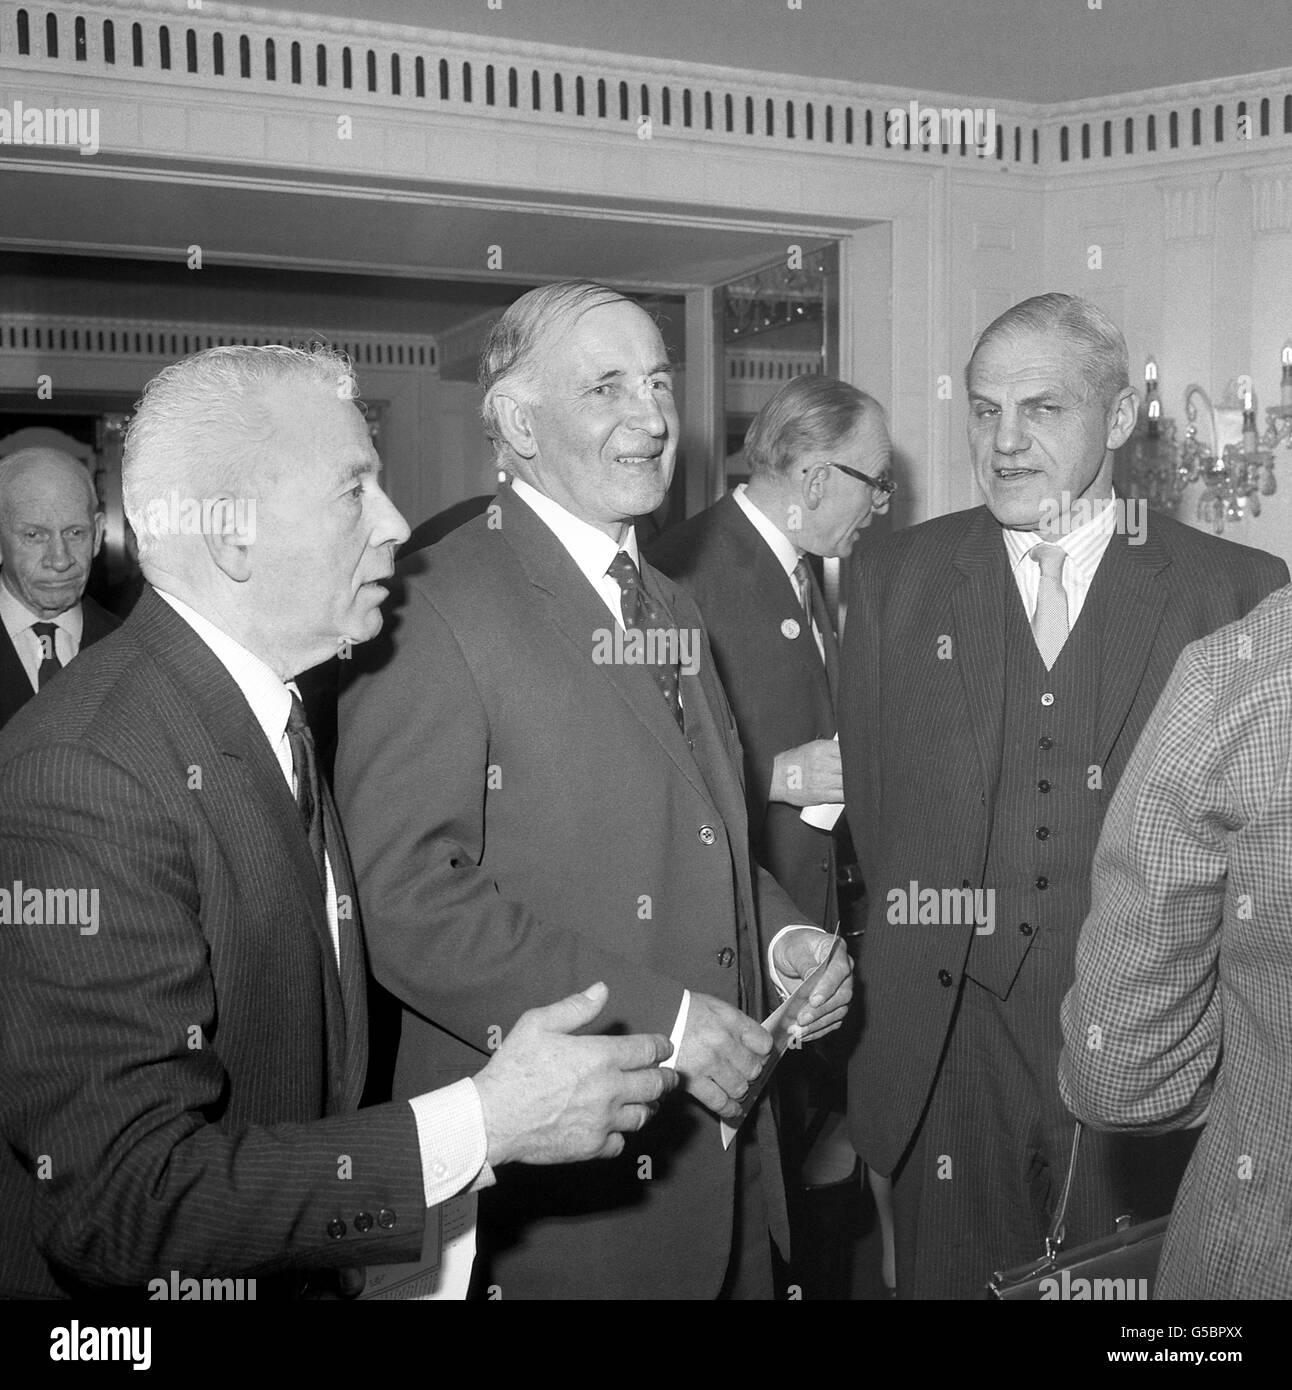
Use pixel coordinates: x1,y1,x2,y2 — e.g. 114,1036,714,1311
91,513,106,559
1106,387,1138,451
494,394,539,460
201,493,253,583
802,462,830,511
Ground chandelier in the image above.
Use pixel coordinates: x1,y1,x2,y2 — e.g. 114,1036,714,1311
1123,348,1292,532
723,255,827,343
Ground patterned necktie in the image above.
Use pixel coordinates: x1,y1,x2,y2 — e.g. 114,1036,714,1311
792,558,827,664
31,622,63,690
285,691,328,895
606,550,684,733
1030,543,1070,669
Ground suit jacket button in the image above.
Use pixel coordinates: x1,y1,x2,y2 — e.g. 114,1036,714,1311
1019,922,1034,936
326,1218,347,1240
1038,779,1051,792
1036,826,1050,840
377,1209,397,1229
699,825,717,845
937,969,953,987
354,1211,374,1233
718,947,735,968
1039,736,1053,750
1036,876,1049,890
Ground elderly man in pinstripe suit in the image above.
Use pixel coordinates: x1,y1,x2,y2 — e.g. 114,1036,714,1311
1061,583,1292,1300
0,343,677,1298
838,293,1287,1298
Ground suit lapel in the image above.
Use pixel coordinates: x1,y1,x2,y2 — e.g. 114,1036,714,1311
0,625,34,727
718,495,835,713
1090,528,1172,765
80,596,119,646
499,490,717,810
950,510,1012,803
128,589,354,1105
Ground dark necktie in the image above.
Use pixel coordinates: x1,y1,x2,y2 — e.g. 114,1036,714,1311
792,558,840,696
606,550,684,733
31,622,63,690
285,691,328,896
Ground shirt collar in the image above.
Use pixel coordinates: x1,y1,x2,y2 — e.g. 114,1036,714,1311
1002,490,1120,583
511,476,640,583
0,582,84,644
732,484,802,579
153,588,293,751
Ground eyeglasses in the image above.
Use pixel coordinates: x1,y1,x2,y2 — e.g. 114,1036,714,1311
827,461,897,496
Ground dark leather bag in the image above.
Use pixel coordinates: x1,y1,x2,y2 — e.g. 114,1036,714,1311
986,1123,1168,1300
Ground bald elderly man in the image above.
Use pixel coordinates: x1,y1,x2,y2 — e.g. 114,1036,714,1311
0,448,118,729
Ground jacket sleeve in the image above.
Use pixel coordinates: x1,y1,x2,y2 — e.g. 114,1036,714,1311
0,744,426,1290
1058,642,1229,1132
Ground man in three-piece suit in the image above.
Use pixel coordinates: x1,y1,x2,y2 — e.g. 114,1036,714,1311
0,343,679,1298
0,447,118,730
838,293,1288,1298
1061,583,1292,1300
337,281,854,1300
646,374,891,934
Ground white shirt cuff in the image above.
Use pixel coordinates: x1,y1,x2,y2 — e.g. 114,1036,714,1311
767,924,830,1000
408,1078,493,1208
662,989,690,1069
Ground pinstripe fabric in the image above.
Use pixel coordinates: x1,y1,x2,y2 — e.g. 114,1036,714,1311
838,506,1287,1279
0,589,425,1297
1060,583,1292,1299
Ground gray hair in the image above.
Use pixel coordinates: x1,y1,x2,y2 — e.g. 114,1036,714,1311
478,280,631,461
966,292,1130,407
123,342,357,561
743,375,885,478
0,447,99,517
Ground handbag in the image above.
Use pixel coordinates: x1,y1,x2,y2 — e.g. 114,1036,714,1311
986,1122,1168,1300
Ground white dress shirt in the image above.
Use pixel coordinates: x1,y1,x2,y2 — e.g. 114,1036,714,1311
0,584,84,692
1001,491,1121,627
153,588,488,1210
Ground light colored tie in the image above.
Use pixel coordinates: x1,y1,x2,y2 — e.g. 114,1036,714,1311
1030,543,1069,669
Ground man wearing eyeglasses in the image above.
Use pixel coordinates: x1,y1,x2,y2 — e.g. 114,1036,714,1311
648,376,891,941
647,378,889,1290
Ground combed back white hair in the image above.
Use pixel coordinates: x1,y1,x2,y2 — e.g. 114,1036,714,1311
966,292,1130,408
743,376,885,478
123,342,356,560
0,447,98,516
478,280,630,462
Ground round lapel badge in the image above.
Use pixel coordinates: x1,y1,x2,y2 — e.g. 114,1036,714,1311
781,618,801,640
